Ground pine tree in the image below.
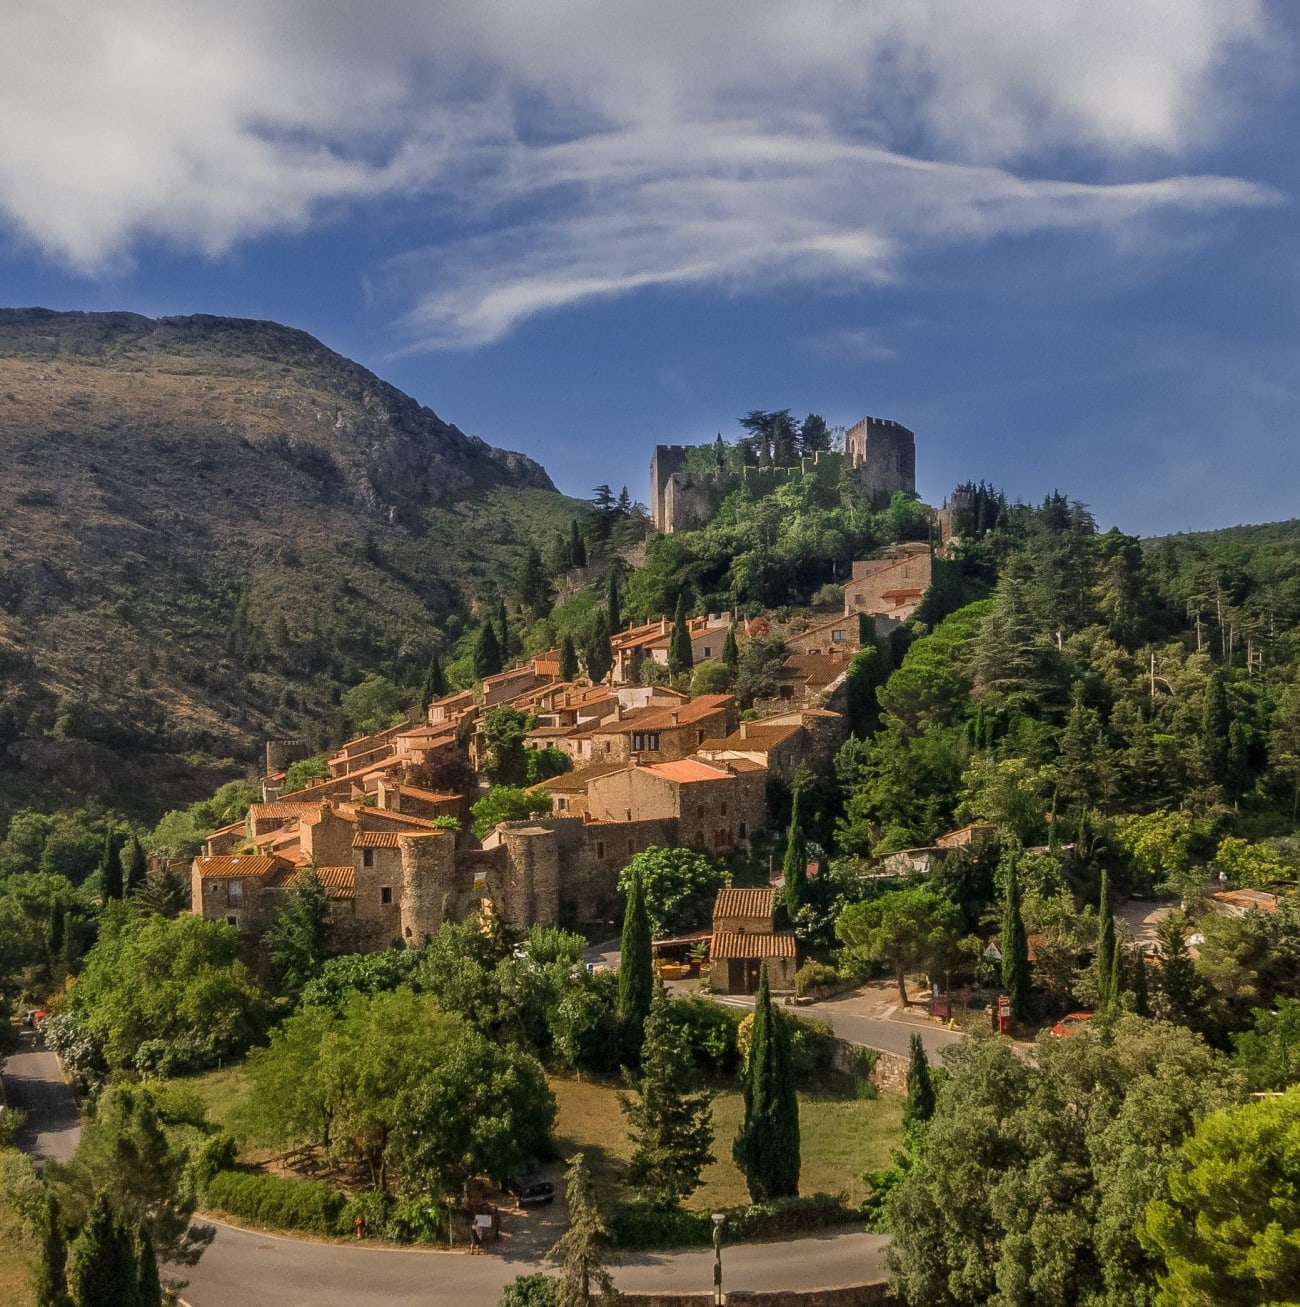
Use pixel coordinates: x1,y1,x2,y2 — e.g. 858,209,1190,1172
1156,915,1202,1025
548,1153,617,1307
133,1226,162,1307
618,871,653,1063
1001,859,1032,1022
559,634,579,682
99,830,122,902
1096,869,1116,1016
733,963,800,1201
123,835,148,896
584,612,612,686
68,1198,136,1307
721,626,739,675
782,786,808,918
33,1196,70,1307
264,869,333,995
903,1032,935,1127
420,655,447,712
606,569,622,636
619,985,714,1208
473,619,503,680
668,594,693,676
616,486,632,516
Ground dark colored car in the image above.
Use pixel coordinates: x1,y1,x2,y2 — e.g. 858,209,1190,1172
507,1172,555,1206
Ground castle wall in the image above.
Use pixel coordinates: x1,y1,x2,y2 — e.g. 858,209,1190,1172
649,445,689,532
398,830,456,943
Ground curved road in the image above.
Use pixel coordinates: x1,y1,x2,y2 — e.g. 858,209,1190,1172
179,1218,889,1307
1,1028,81,1164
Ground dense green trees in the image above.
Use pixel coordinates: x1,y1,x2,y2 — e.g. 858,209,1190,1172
1000,858,1031,1022
733,964,799,1201
264,870,333,996
239,988,554,1197
482,705,531,787
1143,1088,1300,1306
837,888,959,1007
70,907,268,1071
618,870,653,1060
887,1018,1239,1306
470,786,551,839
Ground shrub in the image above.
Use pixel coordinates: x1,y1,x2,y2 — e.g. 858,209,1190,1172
795,960,841,997
666,996,740,1073
726,1193,851,1241
0,1106,26,1148
498,1274,560,1307
608,1202,713,1249
191,1134,237,1196
204,1171,345,1235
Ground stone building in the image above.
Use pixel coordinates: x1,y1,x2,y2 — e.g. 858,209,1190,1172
844,416,916,506
843,543,932,623
708,886,796,994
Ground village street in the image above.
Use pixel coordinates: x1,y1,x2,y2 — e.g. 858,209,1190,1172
0,1028,81,1165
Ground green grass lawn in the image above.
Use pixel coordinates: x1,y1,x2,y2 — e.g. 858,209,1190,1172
550,1073,903,1212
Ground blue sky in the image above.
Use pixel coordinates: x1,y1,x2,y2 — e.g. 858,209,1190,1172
2,2,1298,535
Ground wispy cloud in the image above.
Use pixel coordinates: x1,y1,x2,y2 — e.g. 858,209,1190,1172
0,1,1282,342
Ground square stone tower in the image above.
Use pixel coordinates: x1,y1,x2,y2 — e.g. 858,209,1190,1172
845,417,915,506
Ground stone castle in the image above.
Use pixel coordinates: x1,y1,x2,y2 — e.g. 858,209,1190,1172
650,415,916,533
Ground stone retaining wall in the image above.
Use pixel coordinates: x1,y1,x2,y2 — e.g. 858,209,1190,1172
620,1285,898,1307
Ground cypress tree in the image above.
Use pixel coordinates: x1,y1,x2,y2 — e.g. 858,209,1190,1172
606,569,622,636
782,786,809,918
668,594,693,676
1201,667,1230,784
618,871,653,1063
133,1226,162,1307
473,619,503,680
1108,935,1124,1014
1001,859,1032,1022
559,634,579,682
733,963,800,1201
550,1153,617,1307
619,985,714,1208
420,654,447,712
569,519,587,569
585,612,612,685
68,1198,136,1307
33,1196,69,1307
721,626,739,675
48,903,65,963
903,1032,935,1127
1096,869,1116,1016
496,597,511,661
100,830,123,902
1131,945,1151,1017
123,835,148,896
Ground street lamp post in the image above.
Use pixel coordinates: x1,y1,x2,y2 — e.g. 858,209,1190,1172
711,1212,725,1306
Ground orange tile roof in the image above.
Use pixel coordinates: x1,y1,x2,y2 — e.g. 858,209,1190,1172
703,722,802,750
353,831,403,849
392,784,462,803
710,931,796,960
539,762,628,792
357,809,442,829
193,855,286,880
713,887,776,920
643,759,733,784
283,866,356,899
598,695,733,735
249,802,322,820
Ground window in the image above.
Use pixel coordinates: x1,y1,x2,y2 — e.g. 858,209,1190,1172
739,822,747,838
227,916,239,927
362,847,374,868
832,629,846,642
721,802,728,816
557,797,568,811
702,646,712,659
647,732,660,751
228,880,244,907
380,886,393,905
596,841,605,859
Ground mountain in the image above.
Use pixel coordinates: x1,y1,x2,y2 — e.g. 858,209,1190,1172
0,309,580,818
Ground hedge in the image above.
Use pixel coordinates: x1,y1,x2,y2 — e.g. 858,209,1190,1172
609,1193,855,1249
204,1170,346,1235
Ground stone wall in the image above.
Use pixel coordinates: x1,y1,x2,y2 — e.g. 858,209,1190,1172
845,416,915,507
618,1286,897,1307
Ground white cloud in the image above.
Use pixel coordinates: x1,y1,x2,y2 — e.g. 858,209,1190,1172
0,1,1282,338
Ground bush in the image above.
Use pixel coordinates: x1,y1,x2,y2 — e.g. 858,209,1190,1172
608,1202,713,1248
726,1193,852,1241
795,960,841,997
204,1170,346,1235
666,997,740,1073
191,1133,237,1196
498,1274,560,1307
0,1106,26,1148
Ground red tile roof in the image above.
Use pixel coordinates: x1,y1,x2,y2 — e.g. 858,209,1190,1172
710,931,796,960
713,887,776,920
193,855,286,880
643,759,733,784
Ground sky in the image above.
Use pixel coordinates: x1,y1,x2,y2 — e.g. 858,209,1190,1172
1,1,1298,536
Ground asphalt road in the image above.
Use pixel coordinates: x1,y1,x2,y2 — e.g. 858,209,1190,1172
1,1029,81,1164
178,1218,889,1307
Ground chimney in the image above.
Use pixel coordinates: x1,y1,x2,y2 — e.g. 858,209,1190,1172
670,711,679,725
739,722,748,739
661,616,668,634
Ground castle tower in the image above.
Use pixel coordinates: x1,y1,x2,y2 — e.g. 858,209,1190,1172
496,825,560,930
399,830,456,943
844,417,916,507
649,445,689,532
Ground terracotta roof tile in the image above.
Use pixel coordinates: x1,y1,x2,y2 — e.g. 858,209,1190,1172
193,855,286,880
713,887,776,919
710,931,796,960
643,759,733,784
283,866,356,899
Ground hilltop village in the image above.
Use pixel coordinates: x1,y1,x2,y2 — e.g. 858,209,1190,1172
187,414,949,987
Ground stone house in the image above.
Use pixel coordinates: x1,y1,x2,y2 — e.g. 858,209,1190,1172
708,886,797,994
696,708,845,782
843,543,932,622
782,613,859,657
584,694,736,766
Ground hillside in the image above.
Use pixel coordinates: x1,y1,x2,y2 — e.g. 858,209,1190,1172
0,309,580,817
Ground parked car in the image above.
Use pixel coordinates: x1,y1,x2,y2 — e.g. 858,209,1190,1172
507,1170,555,1207
1051,1011,1093,1038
